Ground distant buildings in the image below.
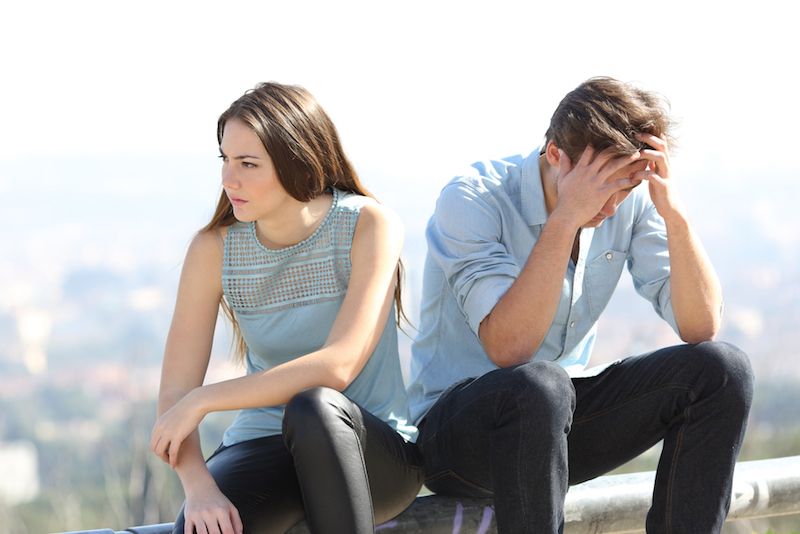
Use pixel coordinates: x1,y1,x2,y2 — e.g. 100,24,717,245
0,441,39,505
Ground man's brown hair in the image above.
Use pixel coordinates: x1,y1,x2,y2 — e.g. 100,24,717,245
544,77,675,163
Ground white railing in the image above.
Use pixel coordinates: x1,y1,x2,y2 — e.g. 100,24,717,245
60,455,800,534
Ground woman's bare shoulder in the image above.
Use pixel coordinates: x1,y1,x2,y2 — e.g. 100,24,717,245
185,226,229,265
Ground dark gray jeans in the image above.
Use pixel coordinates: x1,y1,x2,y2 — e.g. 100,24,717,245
417,341,753,533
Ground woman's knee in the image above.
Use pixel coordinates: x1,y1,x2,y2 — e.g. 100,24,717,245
282,387,358,444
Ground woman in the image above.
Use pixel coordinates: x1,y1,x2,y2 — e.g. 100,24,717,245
150,82,422,534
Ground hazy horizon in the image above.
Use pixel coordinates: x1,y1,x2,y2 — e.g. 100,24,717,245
2,2,799,530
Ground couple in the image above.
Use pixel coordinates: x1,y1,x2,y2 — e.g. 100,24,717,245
150,78,753,534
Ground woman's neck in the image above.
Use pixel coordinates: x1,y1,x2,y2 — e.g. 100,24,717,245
254,192,333,249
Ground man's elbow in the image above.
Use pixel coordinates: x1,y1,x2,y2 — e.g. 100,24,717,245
479,318,538,368
482,337,535,368
679,320,720,344
681,332,716,344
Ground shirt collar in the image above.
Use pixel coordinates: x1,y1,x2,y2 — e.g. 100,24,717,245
520,147,549,226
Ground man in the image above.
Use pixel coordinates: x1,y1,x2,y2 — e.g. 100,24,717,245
407,77,753,533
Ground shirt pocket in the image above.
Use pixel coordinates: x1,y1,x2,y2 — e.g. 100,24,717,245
584,249,628,317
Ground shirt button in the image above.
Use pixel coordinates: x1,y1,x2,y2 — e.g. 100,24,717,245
569,321,576,328
605,252,613,261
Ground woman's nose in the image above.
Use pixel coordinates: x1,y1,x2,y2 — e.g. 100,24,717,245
221,166,239,189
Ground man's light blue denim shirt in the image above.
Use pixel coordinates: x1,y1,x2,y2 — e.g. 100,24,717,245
407,149,680,426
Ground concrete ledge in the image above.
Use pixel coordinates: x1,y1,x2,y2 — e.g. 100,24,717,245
126,526,177,534
59,455,800,534
561,454,800,533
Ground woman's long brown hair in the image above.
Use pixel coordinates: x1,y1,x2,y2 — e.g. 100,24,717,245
201,82,407,363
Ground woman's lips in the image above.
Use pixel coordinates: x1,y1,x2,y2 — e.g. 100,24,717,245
230,197,248,206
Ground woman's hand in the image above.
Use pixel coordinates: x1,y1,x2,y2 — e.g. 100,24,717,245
151,388,207,468
183,480,244,534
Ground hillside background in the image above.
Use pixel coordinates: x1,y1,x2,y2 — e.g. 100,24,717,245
1,1,799,532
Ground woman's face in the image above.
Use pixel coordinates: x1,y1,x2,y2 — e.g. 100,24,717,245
219,118,290,222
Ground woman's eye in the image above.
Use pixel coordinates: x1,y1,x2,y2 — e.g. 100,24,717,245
242,161,256,168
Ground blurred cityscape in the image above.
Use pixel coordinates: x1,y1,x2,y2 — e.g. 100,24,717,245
0,154,798,533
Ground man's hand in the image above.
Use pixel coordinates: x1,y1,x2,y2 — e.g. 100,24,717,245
553,145,642,227
634,133,684,221
633,132,721,342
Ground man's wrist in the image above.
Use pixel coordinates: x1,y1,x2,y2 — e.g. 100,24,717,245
661,205,690,233
546,208,583,236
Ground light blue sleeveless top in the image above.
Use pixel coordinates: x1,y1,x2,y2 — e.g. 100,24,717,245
221,188,417,445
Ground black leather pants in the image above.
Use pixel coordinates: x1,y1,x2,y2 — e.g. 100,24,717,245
173,387,424,534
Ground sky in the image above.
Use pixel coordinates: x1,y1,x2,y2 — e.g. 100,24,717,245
2,0,797,242
1,0,799,375
2,1,798,170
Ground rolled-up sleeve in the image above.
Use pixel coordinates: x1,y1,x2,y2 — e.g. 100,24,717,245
628,201,680,334
426,181,520,336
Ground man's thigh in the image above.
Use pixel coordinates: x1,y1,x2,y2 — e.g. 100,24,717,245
417,374,500,498
567,343,708,484
417,361,573,497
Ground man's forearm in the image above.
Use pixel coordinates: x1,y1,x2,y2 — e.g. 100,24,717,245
664,211,722,342
479,213,579,367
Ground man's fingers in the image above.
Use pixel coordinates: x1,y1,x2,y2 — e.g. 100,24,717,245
636,132,667,152
632,168,670,185
604,176,642,194
646,173,667,187
557,149,573,176
638,149,668,176
588,147,618,173
599,152,641,181
576,145,595,167
631,169,656,181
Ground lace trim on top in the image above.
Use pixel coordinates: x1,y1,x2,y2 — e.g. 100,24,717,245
223,189,358,315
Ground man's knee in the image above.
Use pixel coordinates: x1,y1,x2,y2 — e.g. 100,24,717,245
501,361,575,426
693,341,754,412
695,341,753,387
